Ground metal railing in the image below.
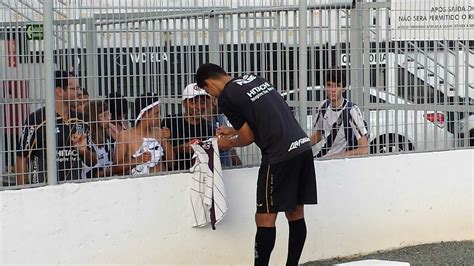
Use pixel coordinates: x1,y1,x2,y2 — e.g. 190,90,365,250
0,0,473,189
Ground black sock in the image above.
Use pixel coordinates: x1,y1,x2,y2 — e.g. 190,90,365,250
286,219,307,266
254,227,276,266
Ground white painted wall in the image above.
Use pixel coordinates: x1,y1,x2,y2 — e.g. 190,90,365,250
1,150,473,265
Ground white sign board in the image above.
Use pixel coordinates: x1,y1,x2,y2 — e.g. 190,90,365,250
391,0,474,40
340,53,387,66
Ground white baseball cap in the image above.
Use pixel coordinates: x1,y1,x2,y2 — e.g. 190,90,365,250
182,83,209,100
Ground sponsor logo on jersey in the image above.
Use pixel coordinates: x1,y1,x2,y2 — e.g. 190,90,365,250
288,137,310,152
234,74,257,85
56,149,79,162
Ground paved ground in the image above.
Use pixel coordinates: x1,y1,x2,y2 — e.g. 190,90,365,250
304,241,474,265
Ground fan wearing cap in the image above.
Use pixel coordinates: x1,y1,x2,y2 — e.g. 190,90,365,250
161,83,214,170
113,93,174,175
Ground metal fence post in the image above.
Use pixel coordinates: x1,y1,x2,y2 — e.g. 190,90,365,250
298,0,308,130
208,11,220,65
85,18,98,98
44,0,58,185
350,0,364,107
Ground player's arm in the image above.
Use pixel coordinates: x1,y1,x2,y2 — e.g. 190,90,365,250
217,122,254,150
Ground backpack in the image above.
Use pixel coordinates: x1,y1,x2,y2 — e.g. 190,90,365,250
319,99,369,151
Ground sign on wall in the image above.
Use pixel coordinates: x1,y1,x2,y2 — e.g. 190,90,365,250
391,0,474,40
26,24,44,40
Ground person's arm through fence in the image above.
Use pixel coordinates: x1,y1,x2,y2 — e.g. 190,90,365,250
332,135,369,158
310,130,322,145
15,156,29,185
160,127,175,171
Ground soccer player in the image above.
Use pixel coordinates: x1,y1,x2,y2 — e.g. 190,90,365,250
196,63,317,266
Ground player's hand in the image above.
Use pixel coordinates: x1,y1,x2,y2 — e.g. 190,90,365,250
162,127,171,140
217,137,233,151
216,126,237,138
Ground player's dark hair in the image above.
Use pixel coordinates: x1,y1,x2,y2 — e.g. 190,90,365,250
195,63,228,88
54,70,75,90
324,69,347,88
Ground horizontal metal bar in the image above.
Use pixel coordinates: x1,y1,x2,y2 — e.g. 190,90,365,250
94,3,353,26
63,5,229,10
365,104,474,112
359,1,391,9
92,8,224,20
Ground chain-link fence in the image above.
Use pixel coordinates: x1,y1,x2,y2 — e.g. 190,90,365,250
1,0,473,188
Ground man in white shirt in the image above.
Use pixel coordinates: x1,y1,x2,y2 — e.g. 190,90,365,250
310,70,369,158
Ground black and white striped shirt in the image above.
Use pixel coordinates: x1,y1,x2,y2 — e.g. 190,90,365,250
312,99,367,158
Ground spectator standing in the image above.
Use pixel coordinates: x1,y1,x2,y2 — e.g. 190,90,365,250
310,70,369,158
161,83,214,170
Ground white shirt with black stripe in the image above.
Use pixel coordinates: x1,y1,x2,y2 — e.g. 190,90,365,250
189,138,227,229
312,99,367,158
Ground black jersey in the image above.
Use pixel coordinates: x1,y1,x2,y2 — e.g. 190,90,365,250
218,74,311,164
161,114,214,170
17,107,85,183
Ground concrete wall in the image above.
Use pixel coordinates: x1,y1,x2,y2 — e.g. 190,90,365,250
1,150,473,265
